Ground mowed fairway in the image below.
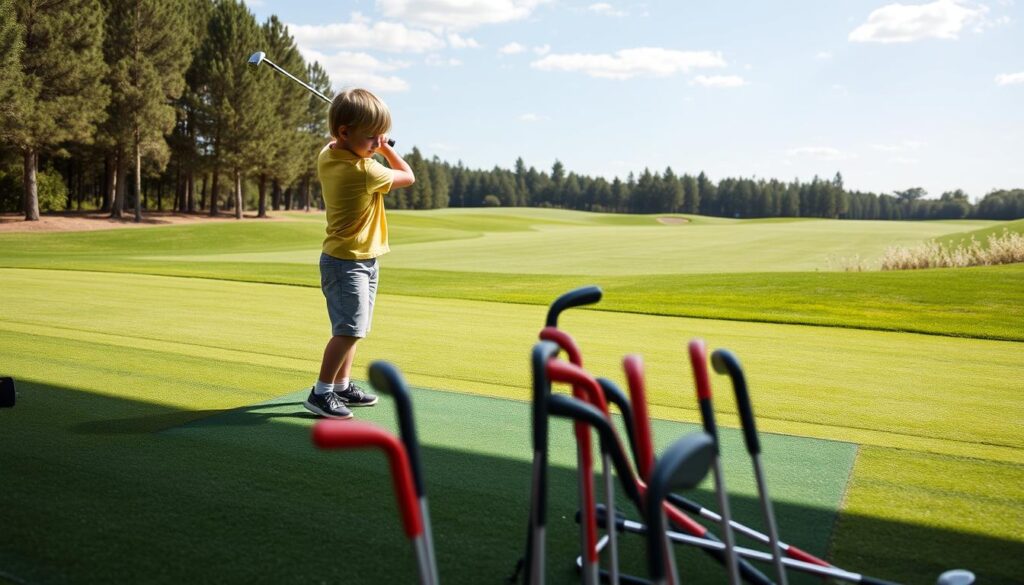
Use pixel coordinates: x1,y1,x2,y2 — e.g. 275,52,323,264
0,209,1022,584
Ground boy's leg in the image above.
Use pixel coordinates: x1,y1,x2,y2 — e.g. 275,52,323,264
320,335,359,384
304,335,357,419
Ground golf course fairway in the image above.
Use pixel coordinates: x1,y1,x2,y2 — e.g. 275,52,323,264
0,209,1021,584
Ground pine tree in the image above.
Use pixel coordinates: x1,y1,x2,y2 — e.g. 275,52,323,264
101,0,192,222
0,0,23,131
194,0,274,218
257,16,308,217
9,0,109,220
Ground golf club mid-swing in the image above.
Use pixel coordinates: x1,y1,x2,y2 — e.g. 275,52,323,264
247,50,396,147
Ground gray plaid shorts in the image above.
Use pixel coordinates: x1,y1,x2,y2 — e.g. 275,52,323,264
320,253,378,338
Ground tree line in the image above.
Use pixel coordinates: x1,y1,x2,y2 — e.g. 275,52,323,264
1,0,1021,222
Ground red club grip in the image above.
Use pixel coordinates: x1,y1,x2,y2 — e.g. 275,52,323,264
624,355,656,482
547,359,608,413
539,326,583,366
688,339,712,400
312,420,423,538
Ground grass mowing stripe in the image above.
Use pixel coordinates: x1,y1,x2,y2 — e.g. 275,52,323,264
831,446,1024,583
1,262,1020,341
2,269,1020,464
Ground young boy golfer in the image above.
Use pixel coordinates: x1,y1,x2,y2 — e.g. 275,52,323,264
304,88,415,419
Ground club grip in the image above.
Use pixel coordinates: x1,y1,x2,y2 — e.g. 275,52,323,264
312,420,422,538
545,285,602,327
539,326,582,365
711,349,760,455
368,361,425,496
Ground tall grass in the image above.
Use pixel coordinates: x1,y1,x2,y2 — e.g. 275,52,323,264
880,229,1024,270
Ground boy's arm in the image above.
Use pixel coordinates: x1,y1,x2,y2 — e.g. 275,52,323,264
377,141,415,189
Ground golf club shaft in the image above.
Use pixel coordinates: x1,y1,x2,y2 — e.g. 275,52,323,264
262,56,331,103
608,515,899,585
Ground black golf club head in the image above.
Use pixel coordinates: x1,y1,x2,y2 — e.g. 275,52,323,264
711,349,761,456
545,285,602,327
368,361,424,497
645,432,716,582
1,377,15,408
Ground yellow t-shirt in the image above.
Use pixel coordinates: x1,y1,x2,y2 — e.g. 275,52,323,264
318,144,394,260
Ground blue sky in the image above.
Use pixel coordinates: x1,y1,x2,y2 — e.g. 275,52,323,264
247,0,1023,200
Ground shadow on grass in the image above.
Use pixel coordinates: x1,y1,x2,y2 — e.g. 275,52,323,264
0,380,1018,584
72,402,314,434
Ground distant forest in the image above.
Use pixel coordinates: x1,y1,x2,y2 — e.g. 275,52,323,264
2,0,1022,221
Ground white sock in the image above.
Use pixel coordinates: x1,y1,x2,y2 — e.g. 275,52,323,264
337,377,350,390
314,380,335,396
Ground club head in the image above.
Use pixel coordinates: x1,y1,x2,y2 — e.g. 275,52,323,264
936,570,975,585
247,51,266,68
646,432,715,581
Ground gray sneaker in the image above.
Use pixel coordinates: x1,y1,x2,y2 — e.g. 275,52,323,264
304,388,353,419
335,382,378,407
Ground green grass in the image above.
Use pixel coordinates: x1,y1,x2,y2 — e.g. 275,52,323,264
0,211,1019,341
1,209,1021,583
936,218,1024,248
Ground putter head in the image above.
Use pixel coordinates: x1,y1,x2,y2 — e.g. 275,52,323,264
247,51,266,67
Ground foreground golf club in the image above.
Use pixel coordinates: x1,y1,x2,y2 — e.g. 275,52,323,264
520,287,603,584
247,50,395,146
539,327,620,584
711,349,787,585
645,432,717,585
622,355,772,585
368,361,439,585
687,339,740,585
312,420,435,585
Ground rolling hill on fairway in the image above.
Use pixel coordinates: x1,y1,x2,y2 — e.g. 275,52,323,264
0,209,1021,584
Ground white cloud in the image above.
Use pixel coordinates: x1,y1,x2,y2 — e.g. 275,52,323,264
849,0,988,43
447,33,481,49
786,146,855,161
890,157,920,164
871,140,925,152
289,15,445,53
995,71,1024,85
376,0,550,31
589,2,628,17
816,51,833,59
519,113,548,122
301,48,411,93
533,44,551,55
425,55,463,66
499,42,526,54
531,48,727,79
692,74,746,88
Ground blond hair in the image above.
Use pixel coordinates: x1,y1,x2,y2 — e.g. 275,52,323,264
328,88,392,140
